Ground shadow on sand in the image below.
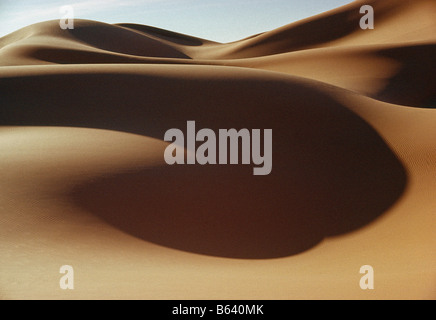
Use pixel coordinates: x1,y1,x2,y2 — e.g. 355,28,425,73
1,69,408,259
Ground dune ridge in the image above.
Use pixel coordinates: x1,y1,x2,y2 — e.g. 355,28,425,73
0,0,435,299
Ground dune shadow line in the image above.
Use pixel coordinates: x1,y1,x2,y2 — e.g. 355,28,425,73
0,69,408,259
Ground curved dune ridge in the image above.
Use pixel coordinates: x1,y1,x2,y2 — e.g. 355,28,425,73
0,0,435,299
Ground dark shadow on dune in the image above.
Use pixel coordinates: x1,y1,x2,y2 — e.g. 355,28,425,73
0,68,407,259
422,98,436,109
375,44,436,107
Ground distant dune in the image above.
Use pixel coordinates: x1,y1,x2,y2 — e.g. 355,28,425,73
0,0,435,299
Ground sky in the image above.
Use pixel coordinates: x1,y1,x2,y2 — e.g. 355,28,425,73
0,0,353,43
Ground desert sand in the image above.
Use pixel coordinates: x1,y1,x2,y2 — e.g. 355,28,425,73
0,0,435,300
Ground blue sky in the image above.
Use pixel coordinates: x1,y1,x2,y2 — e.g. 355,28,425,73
0,0,353,42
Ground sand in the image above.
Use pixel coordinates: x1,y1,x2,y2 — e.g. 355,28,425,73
0,0,435,300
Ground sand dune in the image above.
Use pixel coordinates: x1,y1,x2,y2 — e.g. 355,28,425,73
0,0,435,299
225,43,436,107
190,0,436,59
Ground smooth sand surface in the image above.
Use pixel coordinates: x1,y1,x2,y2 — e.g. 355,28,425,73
0,0,435,299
